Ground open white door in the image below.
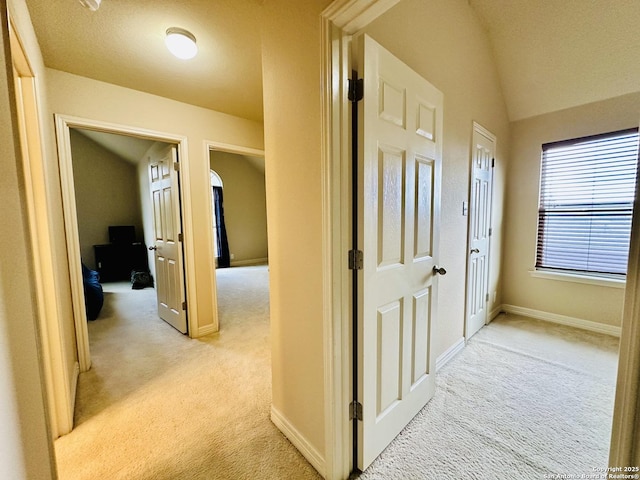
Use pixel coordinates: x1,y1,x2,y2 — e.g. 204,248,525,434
149,145,187,334
465,123,495,339
356,34,444,470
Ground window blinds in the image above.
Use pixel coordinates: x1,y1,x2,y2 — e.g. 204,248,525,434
536,128,639,276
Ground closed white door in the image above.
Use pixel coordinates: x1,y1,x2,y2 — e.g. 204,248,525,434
149,145,187,334
356,35,444,470
465,124,495,339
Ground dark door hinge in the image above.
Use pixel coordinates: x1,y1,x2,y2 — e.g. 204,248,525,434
182,301,187,312
350,401,363,421
348,249,363,270
492,158,495,168
174,162,180,172
348,78,364,103
178,232,183,242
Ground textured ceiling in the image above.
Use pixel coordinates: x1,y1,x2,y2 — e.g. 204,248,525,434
469,0,640,121
25,0,265,122
24,0,640,125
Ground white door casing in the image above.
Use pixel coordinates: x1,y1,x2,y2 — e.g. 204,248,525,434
465,123,495,340
149,145,188,333
356,34,443,470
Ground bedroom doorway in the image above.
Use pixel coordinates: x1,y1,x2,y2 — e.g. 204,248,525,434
55,115,190,372
206,142,267,329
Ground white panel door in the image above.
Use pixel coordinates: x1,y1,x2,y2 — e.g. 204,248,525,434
149,145,187,334
466,124,495,339
356,34,443,470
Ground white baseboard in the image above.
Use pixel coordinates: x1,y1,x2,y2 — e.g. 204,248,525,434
501,304,622,337
489,305,503,322
192,323,218,338
230,257,268,267
436,337,465,371
271,406,325,477
70,361,80,429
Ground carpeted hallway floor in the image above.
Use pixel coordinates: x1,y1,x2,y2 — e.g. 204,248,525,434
54,265,321,480
54,265,619,479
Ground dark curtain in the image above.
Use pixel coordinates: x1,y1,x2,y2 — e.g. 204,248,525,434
212,186,231,268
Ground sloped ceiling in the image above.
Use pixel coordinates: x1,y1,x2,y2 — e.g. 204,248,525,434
469,0,640,121
24,0,640,125
75,129,157,165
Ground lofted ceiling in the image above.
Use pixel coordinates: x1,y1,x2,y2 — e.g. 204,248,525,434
468,0,640,121
24,0,640,125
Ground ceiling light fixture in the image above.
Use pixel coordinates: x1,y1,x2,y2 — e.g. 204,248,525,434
165,27,198,60
79,0,101,11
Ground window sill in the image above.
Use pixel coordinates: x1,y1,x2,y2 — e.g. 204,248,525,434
529,269,626,289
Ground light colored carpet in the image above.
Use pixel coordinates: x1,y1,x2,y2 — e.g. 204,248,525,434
55,268,619,480
54,265,321,480
359,314,619,480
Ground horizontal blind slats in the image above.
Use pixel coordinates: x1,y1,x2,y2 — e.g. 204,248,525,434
536,129,639,276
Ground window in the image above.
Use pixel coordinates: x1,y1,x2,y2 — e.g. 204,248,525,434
536,128,640,278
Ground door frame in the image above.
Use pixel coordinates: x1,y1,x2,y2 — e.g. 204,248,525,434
464,121,496,340
204,139,266,333
320,1,402,478
8,16,71,438
54,114,193,371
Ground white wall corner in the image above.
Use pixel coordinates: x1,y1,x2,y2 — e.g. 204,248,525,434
270,406,326,478
436,337,465,371
501,304,622,337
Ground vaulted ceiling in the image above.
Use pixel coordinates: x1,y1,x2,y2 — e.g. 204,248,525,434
24,0,640,124
468,0,640,121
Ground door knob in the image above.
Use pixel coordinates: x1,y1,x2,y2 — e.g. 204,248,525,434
148,246,157,251
433,266,447,275
470,248,480,254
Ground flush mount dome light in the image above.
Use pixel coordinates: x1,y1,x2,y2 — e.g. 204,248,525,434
165,27,198,60
79,0,101,11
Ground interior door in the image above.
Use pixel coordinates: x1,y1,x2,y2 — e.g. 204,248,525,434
465,124,495,339
149,145,187,333
356,34,443,470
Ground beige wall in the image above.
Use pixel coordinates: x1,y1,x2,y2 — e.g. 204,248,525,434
1,0,56,477
70,130,144,270
261,0,332,459
210,151,268,265
503,92,640,327
364,0,511,357
46,68,264,334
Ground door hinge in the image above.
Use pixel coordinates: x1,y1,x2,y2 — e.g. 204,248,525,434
348,249,363,270
178,232,183,242
348,78,364,103
492,158,495,168
488,227,492,236
182,301,187,311
485,293,490,302
174,162,180,172
350,401,363,421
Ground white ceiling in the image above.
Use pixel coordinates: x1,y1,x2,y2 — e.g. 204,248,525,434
75,128,158,164
24,0,640,124
468,0,640,121
25,0,265,122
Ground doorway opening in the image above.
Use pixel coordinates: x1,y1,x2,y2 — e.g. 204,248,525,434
54,115,191,372
206,143,268,331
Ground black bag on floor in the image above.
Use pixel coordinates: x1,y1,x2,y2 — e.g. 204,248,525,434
131,270,153,290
